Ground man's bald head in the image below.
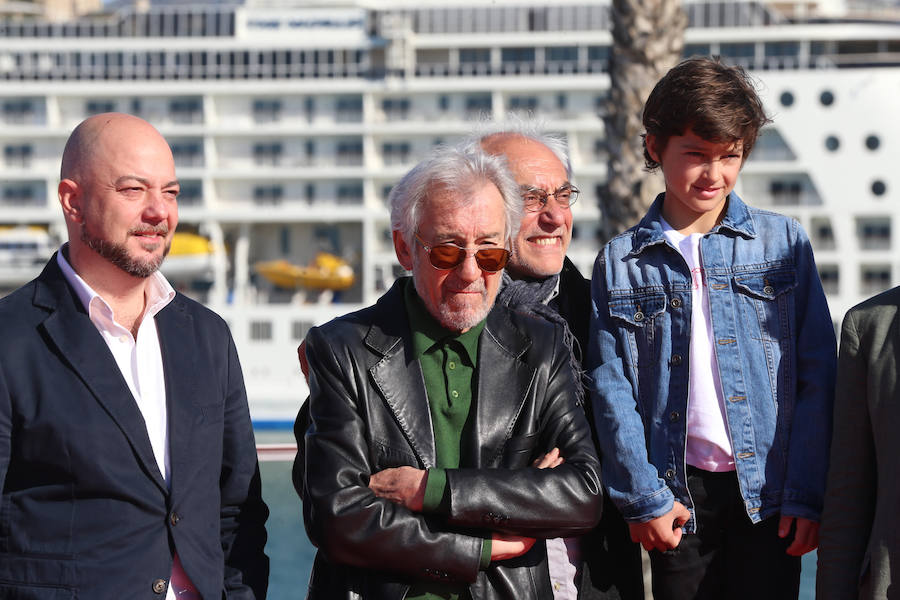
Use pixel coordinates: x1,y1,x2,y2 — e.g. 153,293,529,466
58,113,179,281
60,113,169,182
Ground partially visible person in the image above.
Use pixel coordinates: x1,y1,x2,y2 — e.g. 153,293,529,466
817,289,900,600
587,57,836,600
0,113,268,599
479,124,644,600
296,143,603,599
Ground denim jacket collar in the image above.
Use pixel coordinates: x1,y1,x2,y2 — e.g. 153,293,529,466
629,192,757,258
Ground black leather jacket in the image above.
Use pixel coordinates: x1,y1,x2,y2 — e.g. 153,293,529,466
298,279,603,599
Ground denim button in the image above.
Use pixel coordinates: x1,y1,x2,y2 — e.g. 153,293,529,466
671,354,682,366
665,468,675,480
670,297,682,309
763,285,774,295
634,311,644,322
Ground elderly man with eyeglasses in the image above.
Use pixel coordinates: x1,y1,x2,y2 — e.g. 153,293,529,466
480,126,645,600
296,143,602,600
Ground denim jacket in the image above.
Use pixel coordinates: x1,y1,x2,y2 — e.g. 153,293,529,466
586,193,836,532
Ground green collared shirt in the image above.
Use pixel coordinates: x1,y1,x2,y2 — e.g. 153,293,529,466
403,280,491,600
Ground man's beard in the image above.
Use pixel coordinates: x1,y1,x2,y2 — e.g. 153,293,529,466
81,223,171,278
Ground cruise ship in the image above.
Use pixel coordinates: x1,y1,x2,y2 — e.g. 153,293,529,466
0,0,897,422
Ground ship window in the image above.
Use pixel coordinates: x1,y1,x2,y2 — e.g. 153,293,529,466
858,218,891,250
250,321,273,341
683,44,710,58
178,181,202,206
861,265,891,295
2,184,38,206
546,46,578,62
253,185,283,205
253,142,283,166
438,95,450,111
170,141,204,168
872,180,887,197
292,321,313,341
4,144,32,168
253,99,282,123
459,48,490,63
508,96,538,113
86,100,115,115
818,265,839,295
382,98,410,121
336,140,363,165
825,136,840,152
779,91,794,107
819,90,835,107
382,142,411,165
170,98,203,123
501,48,535,63
337,183,363,204
865,135,880,151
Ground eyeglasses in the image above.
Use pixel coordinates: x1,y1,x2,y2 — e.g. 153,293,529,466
521,184,579,212
414,233,510,272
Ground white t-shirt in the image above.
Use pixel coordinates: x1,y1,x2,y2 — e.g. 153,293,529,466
661,222,735,472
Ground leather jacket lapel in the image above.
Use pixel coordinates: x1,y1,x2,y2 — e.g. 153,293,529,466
366,286,436,469
470,306,535,467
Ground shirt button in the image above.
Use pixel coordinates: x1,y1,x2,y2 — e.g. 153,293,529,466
669,411,680,422
450,390,459,399
152,579,167,594
665,468,676,480
170,512,180,526
448,361,456,370
671,354,682,366
670,297,682,309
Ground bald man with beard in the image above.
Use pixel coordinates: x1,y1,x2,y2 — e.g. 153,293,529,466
0,113,268,599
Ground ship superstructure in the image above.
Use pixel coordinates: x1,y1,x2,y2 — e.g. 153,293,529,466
0,0,897,420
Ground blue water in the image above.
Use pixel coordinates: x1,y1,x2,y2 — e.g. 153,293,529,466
257,429,817,600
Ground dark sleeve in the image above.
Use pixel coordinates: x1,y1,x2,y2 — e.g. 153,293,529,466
782,221,837,520
442,321,604,539
220,332,270,599
301,325,485,583
816,309,874,599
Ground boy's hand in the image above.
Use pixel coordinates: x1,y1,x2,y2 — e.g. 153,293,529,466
490,533,536,560
628,501,691,552
778,515,819,556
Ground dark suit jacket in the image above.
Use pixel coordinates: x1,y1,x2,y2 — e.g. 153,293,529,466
297,278,603,600
817,286,900,600
0,255,269,599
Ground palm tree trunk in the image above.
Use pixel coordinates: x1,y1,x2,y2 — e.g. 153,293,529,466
600,0,687,243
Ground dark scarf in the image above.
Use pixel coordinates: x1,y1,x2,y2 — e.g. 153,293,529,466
495,271,585,405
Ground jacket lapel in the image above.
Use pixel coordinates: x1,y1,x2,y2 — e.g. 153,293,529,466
34,258,167,493
366,282,436,469
470,306,535,467
155,298,199,492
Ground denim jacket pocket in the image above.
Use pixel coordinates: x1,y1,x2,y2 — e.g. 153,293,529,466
732,269,797,342
608,292,667,367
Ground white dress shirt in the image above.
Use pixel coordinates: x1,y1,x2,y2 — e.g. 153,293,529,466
57,249,199,600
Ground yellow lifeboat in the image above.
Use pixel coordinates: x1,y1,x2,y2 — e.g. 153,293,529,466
254,253,355,291
161,232,218,277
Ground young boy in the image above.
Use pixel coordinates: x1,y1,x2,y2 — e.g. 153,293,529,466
587,57,836,600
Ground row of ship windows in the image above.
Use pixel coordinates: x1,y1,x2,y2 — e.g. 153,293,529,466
0,94,606,125
1,38,898,81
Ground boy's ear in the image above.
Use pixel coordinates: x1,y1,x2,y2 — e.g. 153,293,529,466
645,134,662,164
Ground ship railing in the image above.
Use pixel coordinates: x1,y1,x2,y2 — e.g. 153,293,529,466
258,443,297,462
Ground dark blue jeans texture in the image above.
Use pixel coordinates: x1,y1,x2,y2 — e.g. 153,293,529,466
649,467,801,600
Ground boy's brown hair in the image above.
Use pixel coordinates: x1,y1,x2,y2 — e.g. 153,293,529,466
642,56,771,170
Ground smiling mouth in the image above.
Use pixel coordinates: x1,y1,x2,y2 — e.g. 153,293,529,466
529,236,560,246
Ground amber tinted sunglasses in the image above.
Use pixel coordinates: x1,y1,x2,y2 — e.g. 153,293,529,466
414,233,510,272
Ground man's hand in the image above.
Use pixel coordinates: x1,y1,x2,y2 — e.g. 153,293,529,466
628,501,691,552
490,533,536,561
368,466,427,512
778,515,819,556
532,447,564,469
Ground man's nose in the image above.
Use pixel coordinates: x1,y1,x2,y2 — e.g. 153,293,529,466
455,251,482,283
143,189,169,222
539,199,568,228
